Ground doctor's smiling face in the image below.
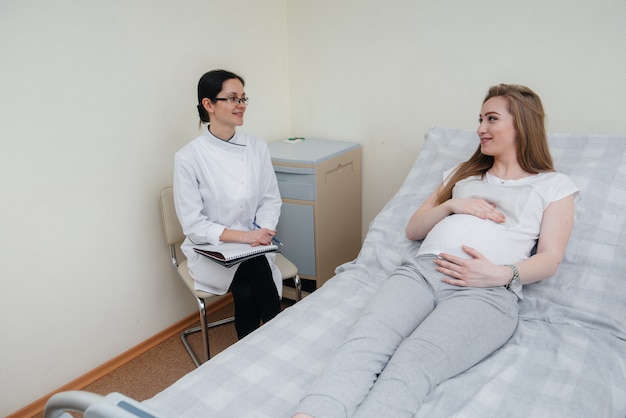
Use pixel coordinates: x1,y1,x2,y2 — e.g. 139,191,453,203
204,77,247,131
196,69,247,141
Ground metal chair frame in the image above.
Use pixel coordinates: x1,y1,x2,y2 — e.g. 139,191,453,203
160,186,301,366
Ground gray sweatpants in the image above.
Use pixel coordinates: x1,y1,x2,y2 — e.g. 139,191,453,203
295,255,519,418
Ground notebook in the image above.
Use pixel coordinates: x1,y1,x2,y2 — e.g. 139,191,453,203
193,242,280,268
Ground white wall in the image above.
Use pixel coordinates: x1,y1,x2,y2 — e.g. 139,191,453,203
0,0,290,415
2,0,625,415
287,0,626,226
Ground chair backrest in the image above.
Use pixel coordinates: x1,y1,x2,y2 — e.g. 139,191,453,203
159,186,186,246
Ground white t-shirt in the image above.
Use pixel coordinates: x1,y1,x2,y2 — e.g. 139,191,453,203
417,167,579,266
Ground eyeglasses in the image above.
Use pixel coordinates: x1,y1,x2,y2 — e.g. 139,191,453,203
212,97,249,105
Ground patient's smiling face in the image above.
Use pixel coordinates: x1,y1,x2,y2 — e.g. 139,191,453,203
477,96,516,159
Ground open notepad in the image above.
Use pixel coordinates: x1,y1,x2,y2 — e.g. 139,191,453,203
193,242,280,268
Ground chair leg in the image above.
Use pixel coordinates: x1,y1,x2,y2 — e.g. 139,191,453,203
180,296,235,367
293,274,302,301
199,296,210,364
180,273,298,367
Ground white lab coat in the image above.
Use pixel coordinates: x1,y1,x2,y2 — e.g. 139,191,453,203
173,130,283,295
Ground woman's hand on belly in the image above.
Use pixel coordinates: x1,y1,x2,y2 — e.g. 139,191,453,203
448,198,507,224
433,245,511,288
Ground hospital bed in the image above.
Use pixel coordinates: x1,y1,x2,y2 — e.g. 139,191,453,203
46,127,626,417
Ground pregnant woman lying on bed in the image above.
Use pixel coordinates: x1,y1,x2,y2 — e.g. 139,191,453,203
293,84,579,418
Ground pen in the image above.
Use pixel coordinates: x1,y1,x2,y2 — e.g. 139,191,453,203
252,221,284,246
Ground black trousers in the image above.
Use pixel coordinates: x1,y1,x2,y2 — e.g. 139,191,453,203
229,255,281,339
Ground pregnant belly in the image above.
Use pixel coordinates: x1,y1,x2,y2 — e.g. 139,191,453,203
419,214,511,263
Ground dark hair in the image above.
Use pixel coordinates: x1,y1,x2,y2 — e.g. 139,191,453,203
436,84,554,204
196,69,245,124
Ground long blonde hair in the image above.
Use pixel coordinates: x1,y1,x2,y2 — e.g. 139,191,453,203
436,84,554,204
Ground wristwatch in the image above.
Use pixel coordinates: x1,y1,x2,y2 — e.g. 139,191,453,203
505,265,520,290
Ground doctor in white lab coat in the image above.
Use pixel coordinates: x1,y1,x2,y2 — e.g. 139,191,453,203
173,69,283,339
